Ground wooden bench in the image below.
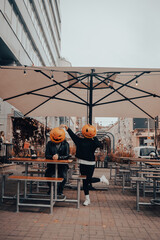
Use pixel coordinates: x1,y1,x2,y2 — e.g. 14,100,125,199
8,175,63,214
26,173,86,209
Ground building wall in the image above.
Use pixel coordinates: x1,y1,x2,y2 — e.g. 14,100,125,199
0,0,65,144
0,100,14,142
0,0,61,66
108,118,133,154
108,117,158,155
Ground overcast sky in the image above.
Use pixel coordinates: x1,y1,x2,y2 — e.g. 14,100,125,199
60,0,160,125
61,0,160,68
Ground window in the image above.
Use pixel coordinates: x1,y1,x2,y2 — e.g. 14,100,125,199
139,137,147,146
140,148,155,157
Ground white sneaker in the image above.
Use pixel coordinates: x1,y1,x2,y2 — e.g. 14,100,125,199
100,175,109,185
83,198,90,206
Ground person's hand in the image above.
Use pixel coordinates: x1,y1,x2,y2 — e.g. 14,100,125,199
52,154,58,160
59,124,68,130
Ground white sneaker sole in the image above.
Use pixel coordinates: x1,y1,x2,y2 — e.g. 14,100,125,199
83,201,90,206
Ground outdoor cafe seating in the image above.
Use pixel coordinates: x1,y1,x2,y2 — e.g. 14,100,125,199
1,152,160,214
110,156,160,211
0,156,86,214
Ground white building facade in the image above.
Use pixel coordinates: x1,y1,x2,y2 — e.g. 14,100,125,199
0,0,73,141
0,0,61,66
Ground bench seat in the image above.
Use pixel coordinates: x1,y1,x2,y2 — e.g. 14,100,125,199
8,175,63,214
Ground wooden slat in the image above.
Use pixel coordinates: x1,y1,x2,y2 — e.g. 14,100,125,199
9,158,73,164
71,175,86,180
8,175,63,182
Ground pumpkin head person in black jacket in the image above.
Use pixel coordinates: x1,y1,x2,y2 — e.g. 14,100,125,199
45,127,70,200
61,124,109,206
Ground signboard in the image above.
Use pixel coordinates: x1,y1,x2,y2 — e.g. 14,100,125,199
144,139,154,143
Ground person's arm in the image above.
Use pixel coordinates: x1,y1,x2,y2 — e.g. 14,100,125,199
58,142,70,160
45,142,53,159
60,124,79,145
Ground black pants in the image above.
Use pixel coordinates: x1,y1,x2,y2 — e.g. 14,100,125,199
45,165,68,194
80,164,100,195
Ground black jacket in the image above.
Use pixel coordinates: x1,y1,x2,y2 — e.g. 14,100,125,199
45,140,70,168
67,128,102,162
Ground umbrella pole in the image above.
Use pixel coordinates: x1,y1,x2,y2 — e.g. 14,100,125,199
45,116,48,145
89,69,94,125
155,116,158,155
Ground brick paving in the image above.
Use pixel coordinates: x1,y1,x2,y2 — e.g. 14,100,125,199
1,167,160,240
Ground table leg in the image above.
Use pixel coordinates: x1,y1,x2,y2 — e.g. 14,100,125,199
110,165,112,180
50,182,53,214
24,163,28,198
55,164,58,200
153,179,156,199
143,181,145,198
17,181,20,213
77,179,80,209
114,168,117,185
1,175,5,203
136,181,140,211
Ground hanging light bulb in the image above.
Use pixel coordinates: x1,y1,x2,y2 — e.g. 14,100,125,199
24,65,27,75
51,71,54,80
136,80,138,86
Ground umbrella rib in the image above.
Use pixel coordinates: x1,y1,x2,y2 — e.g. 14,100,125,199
3,78,78,101
23,75,89,116
35,69,88,82
24,98,51,116
95,94,152,106
94,72,146,105
97,73,160,98
36,69,88,104
53,97,87,105
93,72,118,89
3,84,55,101
3,73,88,102
32,75,88,104
66,72,89,89
112,87,154,119
52,79,88,104
23,95,86,117
50,75,87,101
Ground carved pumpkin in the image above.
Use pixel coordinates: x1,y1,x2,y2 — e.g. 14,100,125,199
81,124,96,138
50,127,65,143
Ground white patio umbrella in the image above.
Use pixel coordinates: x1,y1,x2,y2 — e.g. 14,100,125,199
0,66,160,123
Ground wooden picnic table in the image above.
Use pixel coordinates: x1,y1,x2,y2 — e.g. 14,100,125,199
145,162,160,167
118,157,160,169
9,157,73,199
5,157,85,213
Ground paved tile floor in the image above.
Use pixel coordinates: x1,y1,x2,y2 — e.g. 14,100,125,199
1,166,160,240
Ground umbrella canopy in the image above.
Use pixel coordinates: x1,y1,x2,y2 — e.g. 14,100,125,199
0,66,160,123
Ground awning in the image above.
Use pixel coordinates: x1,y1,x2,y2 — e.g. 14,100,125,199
0,66,160,123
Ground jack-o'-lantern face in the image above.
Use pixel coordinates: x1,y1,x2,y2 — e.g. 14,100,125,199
50,127,65,143
81,124,96,138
